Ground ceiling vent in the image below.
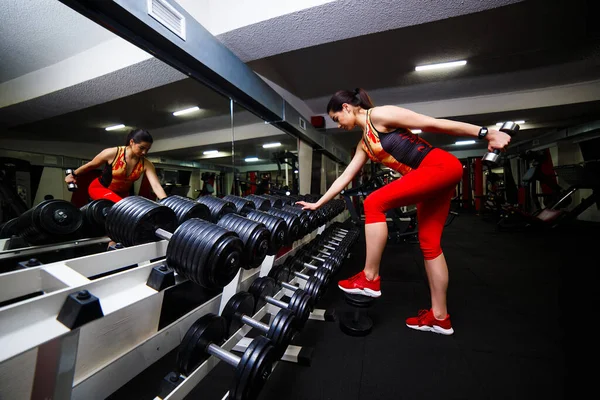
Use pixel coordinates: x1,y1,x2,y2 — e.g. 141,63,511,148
147,0,186,40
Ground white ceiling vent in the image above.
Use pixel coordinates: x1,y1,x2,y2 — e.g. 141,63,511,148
147,0,186,40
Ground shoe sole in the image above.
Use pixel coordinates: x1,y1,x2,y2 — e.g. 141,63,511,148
406,323,454,335
338,285,381,298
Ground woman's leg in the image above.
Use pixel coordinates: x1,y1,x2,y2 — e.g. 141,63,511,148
88,178,123,203
339,162,459,296
87,178,122,248
416,186,455,319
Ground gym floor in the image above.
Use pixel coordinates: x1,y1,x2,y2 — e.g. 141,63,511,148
110,212,589,400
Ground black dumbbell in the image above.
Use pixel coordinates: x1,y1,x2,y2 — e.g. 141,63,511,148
269,263,325,302
222,292,297,358
482,121,519,167
79,199,114,237
176,313,276,400
303,240,341,260
283,257,331,287
249,276,313,330
13,199,83,245
105,196,243,290
286,251,336,281
293,247,342,273
65,169,78,192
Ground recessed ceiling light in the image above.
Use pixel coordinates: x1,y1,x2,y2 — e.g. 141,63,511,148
173,106,200,116
245,157,259,162
203,150,218,155
411,129,422,134
262,142,282,148
415,60,467,72
105,124,125,131
455,140,476,146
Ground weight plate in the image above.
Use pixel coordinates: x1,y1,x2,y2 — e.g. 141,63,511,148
268,264,291,284
176,313,227,376
244,195,271,211
268,309,296,350
222,292,255,336
34,199,83,236
0,218,19,239
231,335,276,400
248,277,276,314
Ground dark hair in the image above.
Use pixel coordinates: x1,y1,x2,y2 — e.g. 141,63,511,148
125,129,153,146
326,88,374,113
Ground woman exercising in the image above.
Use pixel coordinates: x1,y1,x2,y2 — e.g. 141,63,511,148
64,129,167,203
296,88,511,335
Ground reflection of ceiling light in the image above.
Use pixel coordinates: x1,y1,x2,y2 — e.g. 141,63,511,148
496,120,525,126
203,150,218,155
415,60,466,72
411,129,422,134
262,142,281,148
105,124,125,131
173,106,200,116
245,157,259,162
455,140,476,146
294,170,299,173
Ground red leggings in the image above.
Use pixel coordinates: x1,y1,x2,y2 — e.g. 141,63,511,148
88,178,126,203
363,149,463,260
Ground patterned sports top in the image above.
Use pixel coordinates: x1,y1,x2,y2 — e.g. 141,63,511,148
361,108,433,176
99,146,145,195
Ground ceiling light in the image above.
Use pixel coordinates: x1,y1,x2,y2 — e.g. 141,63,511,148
411,129,422,134
455,140,476,146
105,124,125,131
262,142,282,148
415,60,467,72
173,106,200,116
245,157,259,162
203,150,218,155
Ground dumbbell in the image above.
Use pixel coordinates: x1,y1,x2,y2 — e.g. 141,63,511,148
159,195,211,227
296,246,346,271
223,195,256,215
222,292,297,358
176,313,276,400
65,169,78,192
286,249,337,277
281,205,310,235
217,214,270,269
105,196,243,289
303,240,340,260
244,210,287,256
244,194,272,211
269,263,325,302
283,256,331,287
249,276,313,330
482,121,520,167
13,199,83,245
267,208,301,244
323,224,359,242
196,196,237,223
317,229,356,248
79,199,114,237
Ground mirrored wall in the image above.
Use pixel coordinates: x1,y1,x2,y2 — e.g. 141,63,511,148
231,102,299,197
0,0,234,264
0,0,306,269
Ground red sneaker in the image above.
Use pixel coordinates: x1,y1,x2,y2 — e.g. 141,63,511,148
338,271,381,297
406,309,454,335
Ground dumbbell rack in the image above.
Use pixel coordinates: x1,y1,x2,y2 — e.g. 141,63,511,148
0,210,349,400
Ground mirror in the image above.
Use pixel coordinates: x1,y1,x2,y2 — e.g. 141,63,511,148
0,0,233,268
231,102,299,197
